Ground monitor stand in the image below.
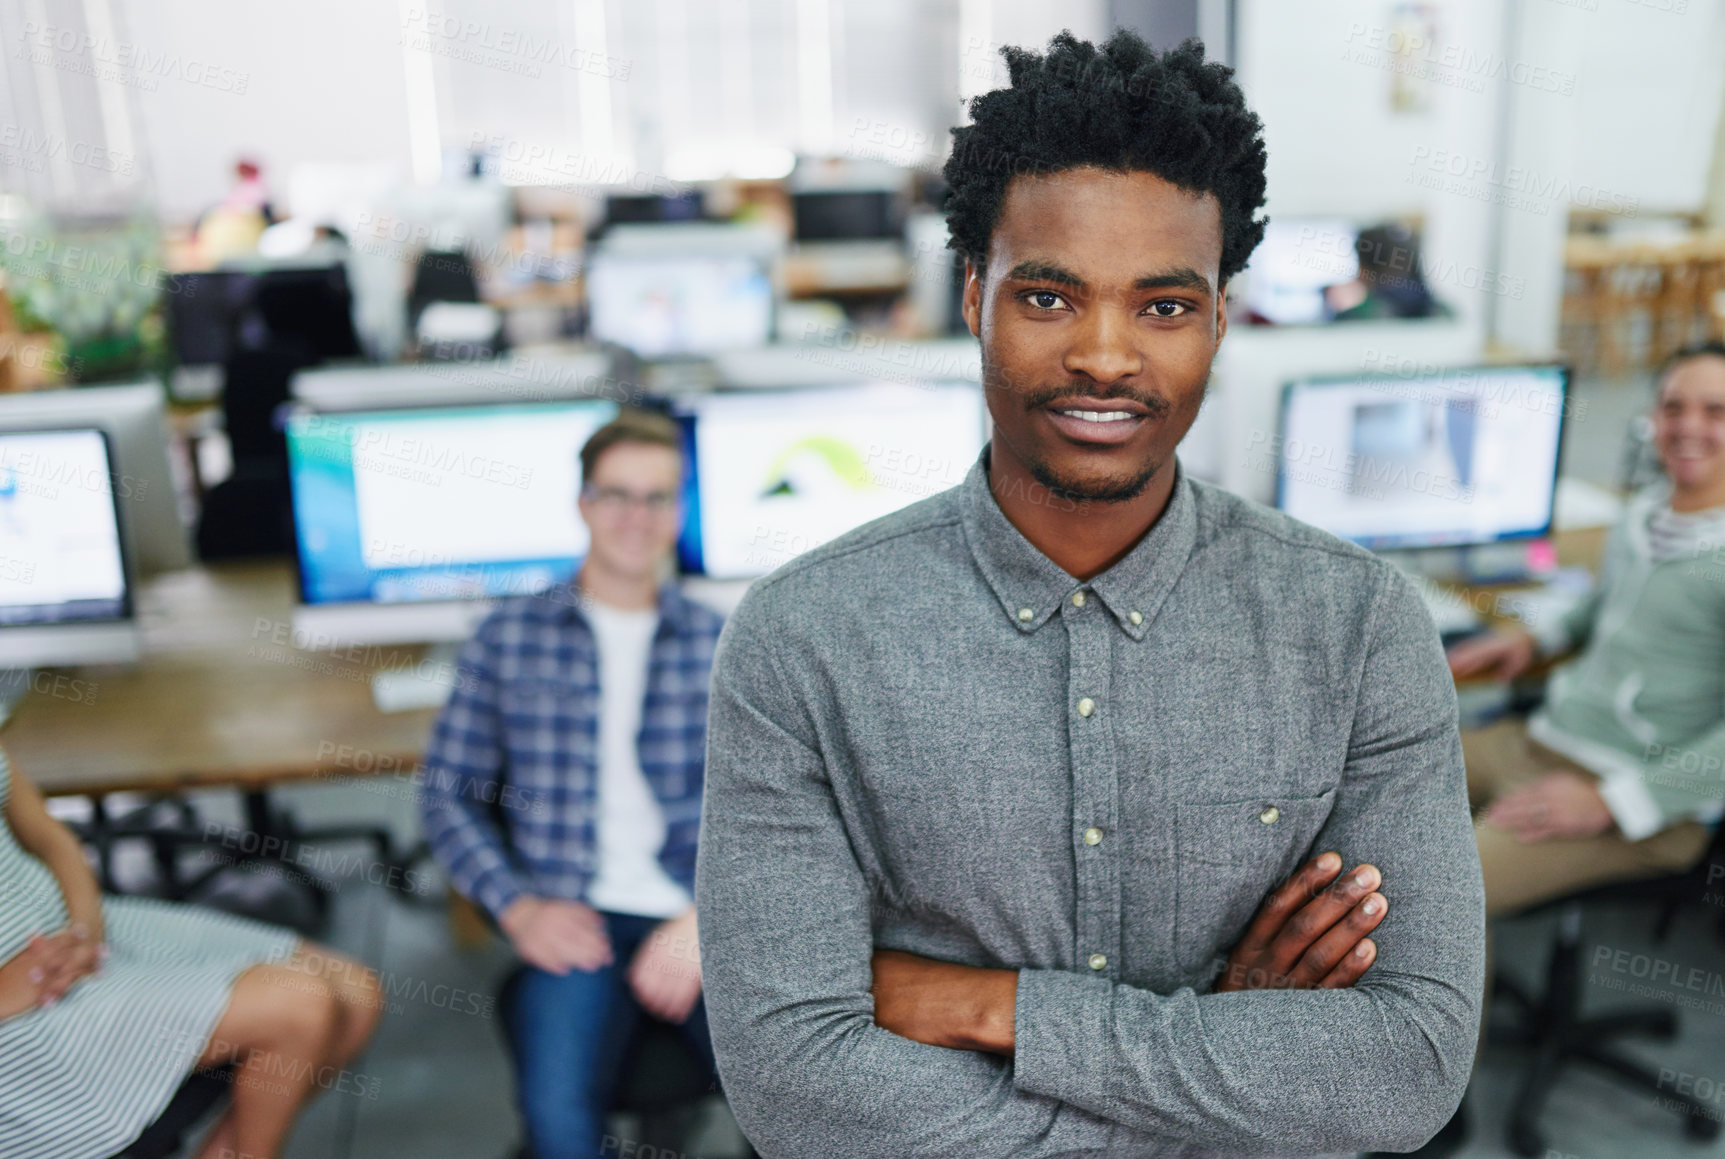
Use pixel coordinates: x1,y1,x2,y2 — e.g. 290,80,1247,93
370,642,463,713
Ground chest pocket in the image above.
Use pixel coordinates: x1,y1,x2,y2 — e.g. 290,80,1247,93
1172,788,1337,977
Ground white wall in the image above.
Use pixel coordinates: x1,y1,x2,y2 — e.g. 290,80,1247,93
1568,0,1725,215
116,0,416,223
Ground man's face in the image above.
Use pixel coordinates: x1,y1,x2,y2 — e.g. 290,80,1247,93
1653,355,1725,493
576,442,684,580
961,166,1228,502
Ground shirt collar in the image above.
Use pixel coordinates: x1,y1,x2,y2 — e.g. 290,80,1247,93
957,443,1199,641
547,577,691,634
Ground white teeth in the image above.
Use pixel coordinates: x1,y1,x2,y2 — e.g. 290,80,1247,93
1057,409,1136,423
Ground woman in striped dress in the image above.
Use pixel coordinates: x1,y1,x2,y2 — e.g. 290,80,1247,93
0,746,384,1159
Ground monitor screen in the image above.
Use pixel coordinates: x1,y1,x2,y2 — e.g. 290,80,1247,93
286,400,619,606
677,381,987,578
585,252,774,358
605,192,703,225
792,190,902,243
0,429,130,627
1241,218,1360,326
1275,364,1567,550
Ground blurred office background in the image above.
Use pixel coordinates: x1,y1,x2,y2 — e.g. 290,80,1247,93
2,1,1724,1157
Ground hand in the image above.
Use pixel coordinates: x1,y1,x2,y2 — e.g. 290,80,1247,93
869,949,1016,1055
1481,770,1615,842
627,907,703,1024
499,898,613,975
1447,629,1537,681
1213,852,1388,992
31,924,102,1003
0,925,103,1019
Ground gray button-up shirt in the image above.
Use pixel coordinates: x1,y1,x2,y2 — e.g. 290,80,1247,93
696,448,1484,1159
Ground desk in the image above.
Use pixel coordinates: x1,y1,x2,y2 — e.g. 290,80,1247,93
1448,525,1609,689
1,561,438,798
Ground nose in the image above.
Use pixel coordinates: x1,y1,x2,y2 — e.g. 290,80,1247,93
1062,303,1144,386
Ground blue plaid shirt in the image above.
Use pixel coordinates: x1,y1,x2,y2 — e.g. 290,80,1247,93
420,581,725,920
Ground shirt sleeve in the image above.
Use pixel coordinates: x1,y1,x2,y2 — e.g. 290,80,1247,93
419,619,528,922
1010,565,1486,1156
695,600,1127,1159
1531,523,1621,660
1621,722,1725,838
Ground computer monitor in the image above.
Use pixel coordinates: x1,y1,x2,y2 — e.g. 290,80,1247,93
0,428,140,668
605,192,704,226
285,399,620,646
1274,364,1568,550
292,349,616,412
0,382,191,576
585,252,774,358
675,381,987,579
792,190,904,243
1240,218,1360,326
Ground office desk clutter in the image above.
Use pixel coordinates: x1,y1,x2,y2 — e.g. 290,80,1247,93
2,10,1724,1159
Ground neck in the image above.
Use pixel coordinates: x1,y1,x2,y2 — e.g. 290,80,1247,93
1669,476,1725,513
577,558,660,612
985,442,1177,581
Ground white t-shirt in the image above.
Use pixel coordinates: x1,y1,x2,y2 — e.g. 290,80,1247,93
583,600,695,919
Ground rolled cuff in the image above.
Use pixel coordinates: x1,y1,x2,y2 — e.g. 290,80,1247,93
1011,967,1114,1105
1597,775,1667,842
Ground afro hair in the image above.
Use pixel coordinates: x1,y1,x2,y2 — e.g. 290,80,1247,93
942,29,1268,284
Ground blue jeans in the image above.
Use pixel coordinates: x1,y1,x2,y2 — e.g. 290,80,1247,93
507,910,719,1159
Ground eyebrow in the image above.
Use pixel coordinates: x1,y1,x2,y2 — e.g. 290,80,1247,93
1004,260,1213,295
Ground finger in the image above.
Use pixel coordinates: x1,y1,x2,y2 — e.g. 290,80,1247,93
1232,852,1344,956
1318,938,1378,988
1262,864,1383,978
1286,892,1389,988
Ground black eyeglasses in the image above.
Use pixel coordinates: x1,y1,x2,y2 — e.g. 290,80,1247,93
582,485,680,514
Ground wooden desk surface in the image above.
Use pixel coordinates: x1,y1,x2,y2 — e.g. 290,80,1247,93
2,561,439,798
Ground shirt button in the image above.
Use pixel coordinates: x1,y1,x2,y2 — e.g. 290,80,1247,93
1083,827,1103,845
1088,953,1108,971
1077,697,1095,717
1129,611,1143,626
1071,591,1086,607
1017,607,1034,622
1260,806,1280,824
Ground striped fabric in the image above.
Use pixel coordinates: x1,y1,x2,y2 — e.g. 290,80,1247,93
419,580,725,921
1645,500,1725,564
0,749,300,1159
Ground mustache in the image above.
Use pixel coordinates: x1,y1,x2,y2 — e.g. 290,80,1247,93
1017,383,1172,417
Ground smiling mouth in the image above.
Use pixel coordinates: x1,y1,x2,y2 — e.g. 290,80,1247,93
1053,408,1140,423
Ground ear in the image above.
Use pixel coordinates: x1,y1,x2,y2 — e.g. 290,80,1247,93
1213,278,1229,348
962,260,983,339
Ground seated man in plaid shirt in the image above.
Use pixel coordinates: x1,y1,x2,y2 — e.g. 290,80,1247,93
420,410,726,1159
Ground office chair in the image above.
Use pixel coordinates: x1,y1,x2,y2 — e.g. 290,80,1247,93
110,1066,233,1158
494,964,759,1159
1488,820,1725,1156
